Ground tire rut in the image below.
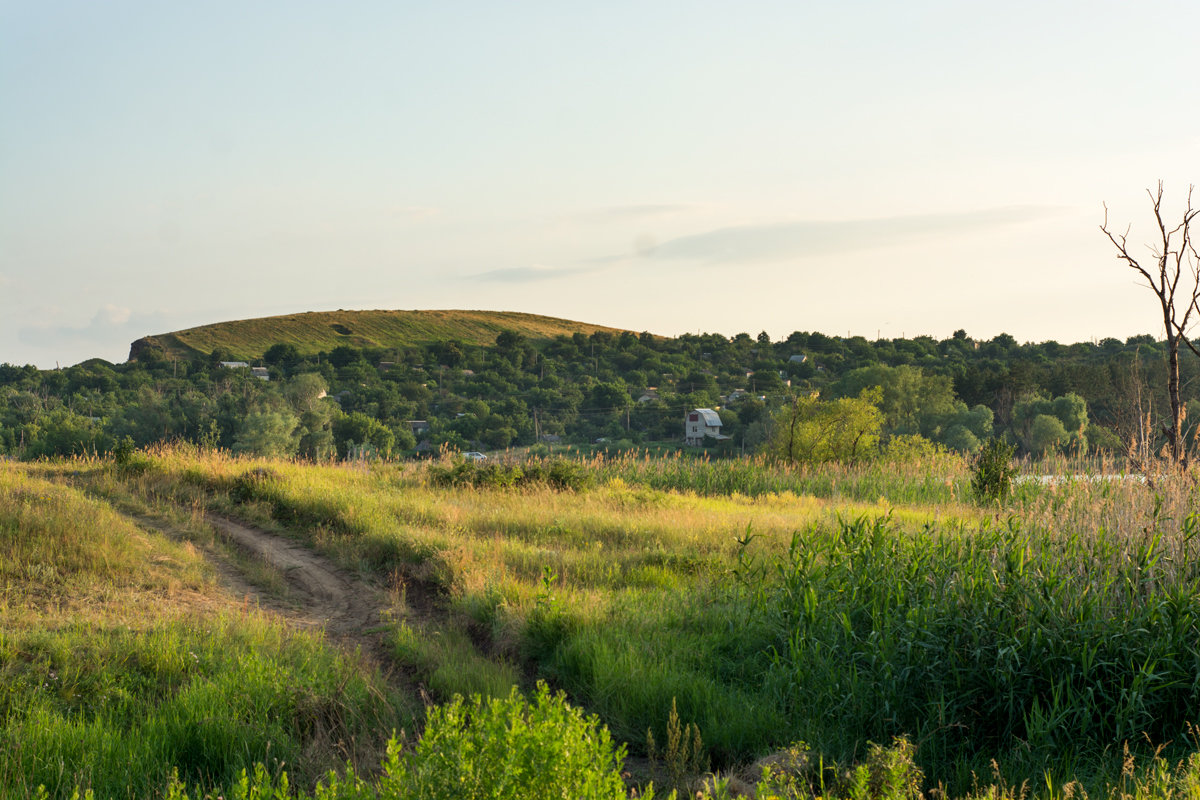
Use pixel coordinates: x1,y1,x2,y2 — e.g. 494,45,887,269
206,515,375,637
129,510,434,696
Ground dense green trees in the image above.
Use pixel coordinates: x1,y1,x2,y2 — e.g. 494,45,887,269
0,324,1190,460
768,389,884,464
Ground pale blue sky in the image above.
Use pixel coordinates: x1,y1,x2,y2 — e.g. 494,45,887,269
3,1,1199,367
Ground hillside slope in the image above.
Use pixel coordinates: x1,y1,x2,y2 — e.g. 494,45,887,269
129,309,629,361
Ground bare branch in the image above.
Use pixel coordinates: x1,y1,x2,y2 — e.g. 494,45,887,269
1103,182,1200,467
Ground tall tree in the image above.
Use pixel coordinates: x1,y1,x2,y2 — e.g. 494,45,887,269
1101,182,1200,466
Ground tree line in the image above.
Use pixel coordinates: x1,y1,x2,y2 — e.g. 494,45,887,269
0,325,1193,461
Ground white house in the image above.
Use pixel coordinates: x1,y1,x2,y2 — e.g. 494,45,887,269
684,408,727,446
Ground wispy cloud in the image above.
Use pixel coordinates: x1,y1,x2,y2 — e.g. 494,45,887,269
475,205,1060,284
645,206,1060,263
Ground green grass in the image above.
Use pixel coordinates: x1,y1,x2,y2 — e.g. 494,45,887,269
135,309,630,360
28,448,1200,797
0,463,410,799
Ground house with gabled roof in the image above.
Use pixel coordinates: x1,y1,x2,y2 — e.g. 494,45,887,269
684,408,728,446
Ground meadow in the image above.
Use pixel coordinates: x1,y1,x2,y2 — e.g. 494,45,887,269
9,447,1200,798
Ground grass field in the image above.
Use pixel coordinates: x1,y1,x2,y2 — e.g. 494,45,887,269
133,309,629,360
0,463,410,798
12,448,1200,798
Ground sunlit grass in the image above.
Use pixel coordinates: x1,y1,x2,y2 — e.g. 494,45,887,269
29,446,1200,797
0,461,409,799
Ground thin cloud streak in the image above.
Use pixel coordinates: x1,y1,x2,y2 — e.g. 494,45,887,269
645,206,1061,264
474,206,1062,284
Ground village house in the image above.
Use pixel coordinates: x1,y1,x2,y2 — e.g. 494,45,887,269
684,408,729,446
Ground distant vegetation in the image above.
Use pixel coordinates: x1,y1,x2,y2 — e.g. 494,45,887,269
0,310,1189,463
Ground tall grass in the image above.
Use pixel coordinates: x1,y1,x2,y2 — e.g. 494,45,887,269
742,512,1200,785
560,449,970,505
38,447,1200,796
0,463,407,798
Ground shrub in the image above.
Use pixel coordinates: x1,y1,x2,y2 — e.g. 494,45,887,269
229,466,284,503
426,458,592,492
376,683,638,799
971,438,1017,503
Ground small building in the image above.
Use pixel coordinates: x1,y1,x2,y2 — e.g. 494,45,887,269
251,367,270,381
409,420,431,436
636,388,660,404
219,361,249,369
684,408,729,446
788,354,807,364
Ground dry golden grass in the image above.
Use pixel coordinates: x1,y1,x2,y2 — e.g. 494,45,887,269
138,308,631,359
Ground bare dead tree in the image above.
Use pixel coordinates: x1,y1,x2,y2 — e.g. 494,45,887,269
1101,182,1200,467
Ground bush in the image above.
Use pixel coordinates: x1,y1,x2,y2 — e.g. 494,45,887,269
971,438,1017,503
426,458,592,492
376,683,637,799
229,466,283,504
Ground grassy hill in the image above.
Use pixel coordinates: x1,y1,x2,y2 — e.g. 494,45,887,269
129,309,630,362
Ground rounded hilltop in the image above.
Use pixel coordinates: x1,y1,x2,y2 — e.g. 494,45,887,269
128,309,630,362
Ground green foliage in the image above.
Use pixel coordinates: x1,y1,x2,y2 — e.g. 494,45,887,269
971,438,1017,503
881,434,942,463
374,684,634,800
833,364,957,436
233,410,299,458
2,615,397,799
333,412,394,459
427,458,592,491
1029,413,1069,456
1013,393,1089,456
229,466,284,503
736,514,1200,785
768,389,884,465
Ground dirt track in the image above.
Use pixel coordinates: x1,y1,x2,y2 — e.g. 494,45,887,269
128,510,420,684
205,515,381,637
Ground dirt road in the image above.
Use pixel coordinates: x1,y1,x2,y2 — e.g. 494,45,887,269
205,515,381,637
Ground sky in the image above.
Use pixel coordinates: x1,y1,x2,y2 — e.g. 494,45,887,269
3,1,1200,368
